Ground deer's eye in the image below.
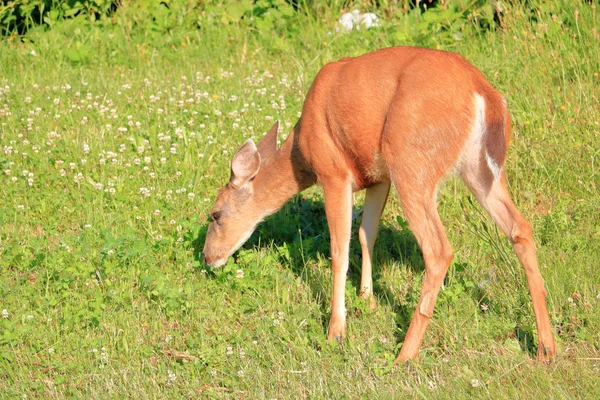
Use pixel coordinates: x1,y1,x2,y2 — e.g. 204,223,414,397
210,211,221,222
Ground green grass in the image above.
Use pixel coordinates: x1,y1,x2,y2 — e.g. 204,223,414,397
1,1,599,398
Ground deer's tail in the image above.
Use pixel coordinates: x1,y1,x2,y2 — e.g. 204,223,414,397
483,94,509,180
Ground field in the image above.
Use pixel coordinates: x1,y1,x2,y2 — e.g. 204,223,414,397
1,0,599,398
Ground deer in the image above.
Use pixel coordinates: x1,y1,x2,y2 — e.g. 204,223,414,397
202,46,556,362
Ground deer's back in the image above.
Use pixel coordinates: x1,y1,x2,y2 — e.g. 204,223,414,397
296,46,503,190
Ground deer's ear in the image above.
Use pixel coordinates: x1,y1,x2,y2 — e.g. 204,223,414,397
230,139,261,188
256,121,279,161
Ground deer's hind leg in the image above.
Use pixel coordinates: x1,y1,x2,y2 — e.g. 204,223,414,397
381,94,469,362
390,179,454,362
382,136,456,362
461,161,556,360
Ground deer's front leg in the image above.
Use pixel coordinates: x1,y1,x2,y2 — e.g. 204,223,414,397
358,181,390,310
323,180,353,342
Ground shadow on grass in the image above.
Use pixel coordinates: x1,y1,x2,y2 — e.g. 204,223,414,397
515,325,538,357
191,195,424,343
190,194,521,354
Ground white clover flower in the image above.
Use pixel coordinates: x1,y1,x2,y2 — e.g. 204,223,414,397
1,309,8,319
167,369,177,384
360,12,380,29
337,11,380,32
338,11,358,32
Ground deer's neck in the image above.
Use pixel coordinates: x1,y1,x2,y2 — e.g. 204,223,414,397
253,126,316,211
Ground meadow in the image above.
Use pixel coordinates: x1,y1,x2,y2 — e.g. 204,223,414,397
0,0,599,398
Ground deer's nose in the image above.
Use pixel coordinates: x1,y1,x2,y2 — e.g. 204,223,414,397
202,252,209,264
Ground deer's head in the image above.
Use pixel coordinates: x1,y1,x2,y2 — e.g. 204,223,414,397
202,122,279,266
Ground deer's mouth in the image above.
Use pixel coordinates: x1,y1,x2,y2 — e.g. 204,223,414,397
209,256,228,267
202,251,228,268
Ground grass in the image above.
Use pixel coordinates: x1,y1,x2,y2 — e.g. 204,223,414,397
0,0,599,398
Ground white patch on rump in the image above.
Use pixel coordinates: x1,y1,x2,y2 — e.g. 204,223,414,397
458,93,502,181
